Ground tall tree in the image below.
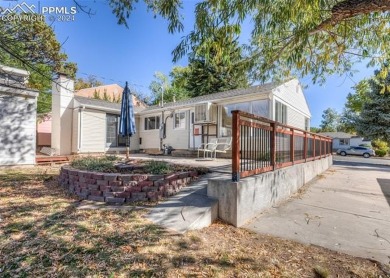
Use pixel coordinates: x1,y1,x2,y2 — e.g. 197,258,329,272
0,16,77,113
356,65,390,142
339,79,371,133
175,24,251,96
94,0,390,83
320,108,340,132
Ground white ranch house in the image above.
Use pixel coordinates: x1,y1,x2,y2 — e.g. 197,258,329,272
51,75,311,156
318,132,371,151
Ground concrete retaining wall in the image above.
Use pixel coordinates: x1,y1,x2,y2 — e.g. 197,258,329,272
207,156,333,227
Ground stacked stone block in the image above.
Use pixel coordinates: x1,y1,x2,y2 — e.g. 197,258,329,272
58,167,199,204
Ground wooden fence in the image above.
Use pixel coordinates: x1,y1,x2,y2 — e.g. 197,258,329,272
232,110,332,182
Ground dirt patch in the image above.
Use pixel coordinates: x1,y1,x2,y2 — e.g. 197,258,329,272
0,167,388,277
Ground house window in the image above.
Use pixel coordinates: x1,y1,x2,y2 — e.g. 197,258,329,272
174,111,186,129
144,116,160,130
221,100,269,137
275,101,287,124
106,114,126,147
339,138,349,145
305,117,310,131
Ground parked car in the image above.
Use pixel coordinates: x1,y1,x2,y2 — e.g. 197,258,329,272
336,146,376,158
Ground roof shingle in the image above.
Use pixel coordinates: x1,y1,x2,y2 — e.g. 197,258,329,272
142,82,279,112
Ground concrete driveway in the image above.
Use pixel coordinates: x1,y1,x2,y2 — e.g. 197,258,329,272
244,161,390,265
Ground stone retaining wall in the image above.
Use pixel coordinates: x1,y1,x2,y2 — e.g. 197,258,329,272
58,166,199,204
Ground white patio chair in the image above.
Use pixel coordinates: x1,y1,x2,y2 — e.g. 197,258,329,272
197,138,218,158
214,137,232,158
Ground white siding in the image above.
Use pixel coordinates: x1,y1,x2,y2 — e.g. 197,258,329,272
128,116,140,150
72,109,79,153
0,92,36,165
80,109,106,152
287,106,306,130
272,79,311,130
164,110,190,150
350,137,369,146
272,79,311,117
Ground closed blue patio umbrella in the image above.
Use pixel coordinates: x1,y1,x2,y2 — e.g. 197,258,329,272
119,82,136,159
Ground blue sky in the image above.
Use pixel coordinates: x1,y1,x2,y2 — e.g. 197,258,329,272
2,0,376,126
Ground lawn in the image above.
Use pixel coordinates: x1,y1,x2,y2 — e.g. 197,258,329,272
0,166,388,277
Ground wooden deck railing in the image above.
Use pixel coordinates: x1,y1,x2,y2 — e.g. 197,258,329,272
232,110,332,182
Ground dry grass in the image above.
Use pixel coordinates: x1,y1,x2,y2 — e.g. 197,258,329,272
0,166,388,277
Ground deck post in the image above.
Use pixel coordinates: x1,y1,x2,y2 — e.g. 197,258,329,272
304,132,307,162
313,134,316,159
270,122,276,170
290,128,294,164
232,111,240,182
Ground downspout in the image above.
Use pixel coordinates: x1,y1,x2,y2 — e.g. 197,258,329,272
188,110,191,149
78,106,84,152
160,111,164,150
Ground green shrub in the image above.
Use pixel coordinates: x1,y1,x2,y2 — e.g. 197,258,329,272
375,149,387,157
372,139,389,152
145,161,172,174
71,156,117,172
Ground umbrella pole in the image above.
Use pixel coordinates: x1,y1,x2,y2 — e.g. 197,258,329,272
126,135,130,160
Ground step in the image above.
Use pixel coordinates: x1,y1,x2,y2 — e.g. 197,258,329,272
145,175,219,233
171,149,198,158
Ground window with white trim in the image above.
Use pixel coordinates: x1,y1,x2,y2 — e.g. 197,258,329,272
275,101,287,124
174,111,186,129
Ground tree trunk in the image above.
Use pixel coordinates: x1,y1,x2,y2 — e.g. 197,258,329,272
317,0,390,30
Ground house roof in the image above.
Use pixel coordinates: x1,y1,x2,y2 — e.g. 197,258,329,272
318,132,354,139
74,95,145,113
142,82,280,112
75,84,147,108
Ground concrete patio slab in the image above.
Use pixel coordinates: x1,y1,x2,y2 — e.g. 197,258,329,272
244,163,390,265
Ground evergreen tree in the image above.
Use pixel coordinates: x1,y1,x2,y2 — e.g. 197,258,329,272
103,89,110,101
92,90,101,100
356,66,390,142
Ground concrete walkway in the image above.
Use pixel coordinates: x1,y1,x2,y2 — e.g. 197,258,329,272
244,163,390,265
145,165,231,233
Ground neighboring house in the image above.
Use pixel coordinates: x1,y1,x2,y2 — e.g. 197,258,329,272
0,65,38,165
76,84,147,108
318,132,371,150
52,75,311,155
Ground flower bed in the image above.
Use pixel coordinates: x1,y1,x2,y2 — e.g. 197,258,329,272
58,166,201,204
